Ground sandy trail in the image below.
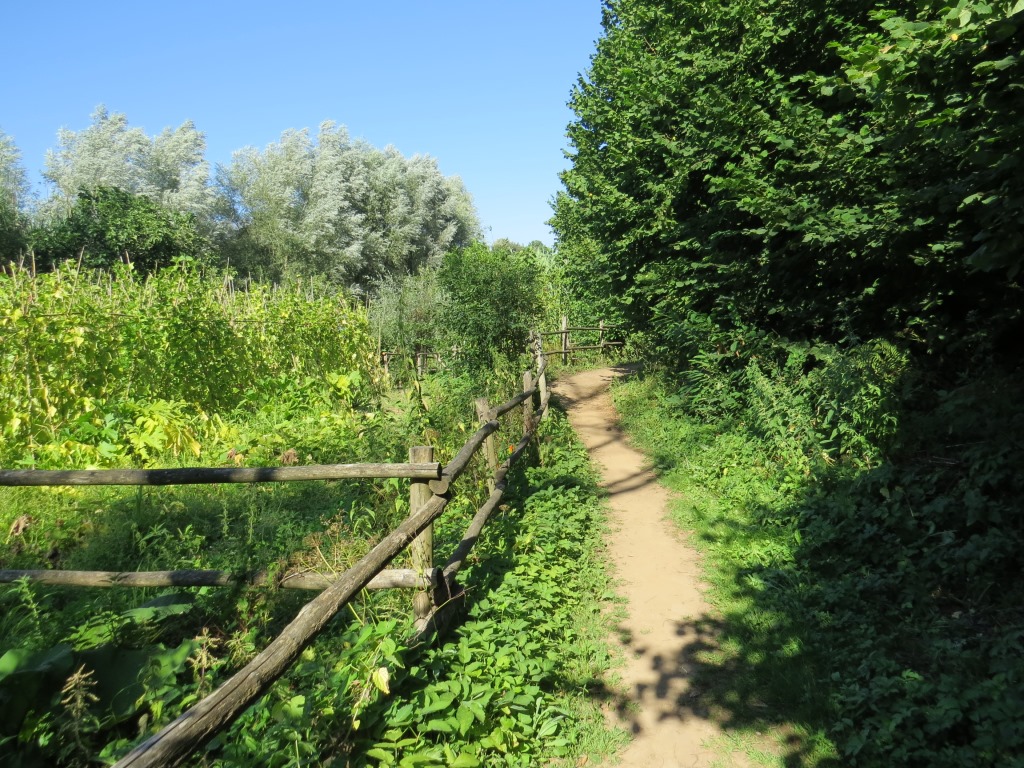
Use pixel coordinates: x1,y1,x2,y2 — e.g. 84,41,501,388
552,366,749,768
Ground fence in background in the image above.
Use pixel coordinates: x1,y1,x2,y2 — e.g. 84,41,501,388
540,316,623,364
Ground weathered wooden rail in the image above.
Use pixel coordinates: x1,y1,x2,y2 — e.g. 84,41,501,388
0,333,552,768
0,462,441,487
382,316,622,377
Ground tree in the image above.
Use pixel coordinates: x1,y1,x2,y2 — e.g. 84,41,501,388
31,186,208,271
0,129,29,260
438,242,542,370
215,127,320,279
554,0,1023,361
42,106,212,222
144,121,214,218
215,122,480,286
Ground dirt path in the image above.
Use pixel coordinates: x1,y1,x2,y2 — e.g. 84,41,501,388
553,366,750,768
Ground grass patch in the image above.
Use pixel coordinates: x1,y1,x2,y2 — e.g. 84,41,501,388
612,362,1024,767
1,371,627,765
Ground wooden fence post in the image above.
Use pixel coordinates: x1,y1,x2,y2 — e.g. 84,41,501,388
409,445,434,628
523,371,534,437
475,398,498,493
535,336,548,419
561,315,569,365
599,320,605,355
416,352,425,378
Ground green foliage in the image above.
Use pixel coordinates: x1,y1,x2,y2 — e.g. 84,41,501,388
349,411,624,767
28,107,480,291
554,7,1024,760
41,106,213,223
215,123,480,287
554,0,1024,361
0,129,29,262
370,270,447,362
0,261,376,467
0,249,619,766
30,187,209,271
0,366,622,764
795,372,1024,766
437,244,542,371
0,195,25,263
546,194,622,332
614,358,1024,766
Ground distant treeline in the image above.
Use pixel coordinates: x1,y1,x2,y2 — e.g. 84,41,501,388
0,109,480,288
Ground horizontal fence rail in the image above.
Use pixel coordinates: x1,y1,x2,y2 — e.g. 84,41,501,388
0,462,441,487
114,492,452,768
539,317,623,363
0,568,433,591
538,325,620,336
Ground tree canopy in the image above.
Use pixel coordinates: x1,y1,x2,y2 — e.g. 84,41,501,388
30,186,208,271
216,122,480,286
553,3,1024,764
3,110,482,287
554,0,1024,363
0,130,28,260
42,106,212,220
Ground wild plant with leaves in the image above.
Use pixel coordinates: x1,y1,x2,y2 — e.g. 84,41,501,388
0,260,376,468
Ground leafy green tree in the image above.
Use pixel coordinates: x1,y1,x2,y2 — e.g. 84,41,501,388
554,0,1024,361
438,242,542,369
491,237,525,253
141,121,213,218
215,127,319,279
31,186,208,271
553,3,1024,765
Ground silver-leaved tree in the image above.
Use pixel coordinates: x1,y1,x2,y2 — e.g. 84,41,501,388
215,121,480,287
42,105,212,222
28,108,479,288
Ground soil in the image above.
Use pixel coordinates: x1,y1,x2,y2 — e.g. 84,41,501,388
552,365,754,768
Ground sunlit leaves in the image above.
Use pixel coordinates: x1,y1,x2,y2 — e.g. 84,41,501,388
555,0,1024,360
0,262,376,467
215,122,481,287
42,106,212,221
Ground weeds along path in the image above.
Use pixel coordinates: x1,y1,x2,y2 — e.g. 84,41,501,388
553,366,753,768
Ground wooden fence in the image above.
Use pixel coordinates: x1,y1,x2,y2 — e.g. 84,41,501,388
381,317,621,377
539,316,623,364
0,334,552,768
380,349,446,378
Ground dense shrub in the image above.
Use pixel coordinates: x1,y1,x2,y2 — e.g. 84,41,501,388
437,243,542,371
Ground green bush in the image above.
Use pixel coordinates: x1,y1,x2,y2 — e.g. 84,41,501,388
31,187,209,272
438,244,541,371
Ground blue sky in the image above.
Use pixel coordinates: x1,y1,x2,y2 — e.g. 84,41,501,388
1,1,604,246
